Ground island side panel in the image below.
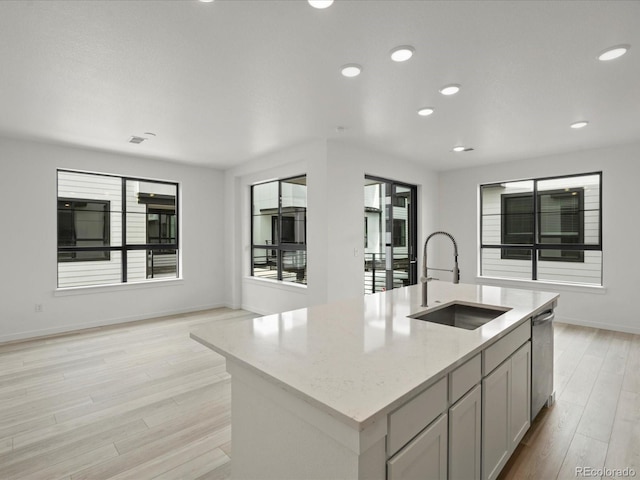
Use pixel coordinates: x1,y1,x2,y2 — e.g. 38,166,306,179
228,361,386,480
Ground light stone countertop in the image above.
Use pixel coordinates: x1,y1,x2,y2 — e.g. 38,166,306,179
191,281,559,430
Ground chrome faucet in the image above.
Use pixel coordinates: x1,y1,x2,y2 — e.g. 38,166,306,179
421,231,460,307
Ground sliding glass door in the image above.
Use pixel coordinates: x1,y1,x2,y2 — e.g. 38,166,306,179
364,176,417,294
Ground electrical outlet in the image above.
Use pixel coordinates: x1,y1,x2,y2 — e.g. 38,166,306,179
35,304,43,313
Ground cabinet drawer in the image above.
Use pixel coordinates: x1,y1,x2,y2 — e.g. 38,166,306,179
450,354,481,404
483,320,531,375
387,377,448,457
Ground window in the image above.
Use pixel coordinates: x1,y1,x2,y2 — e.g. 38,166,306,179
393,218,406,247
251,175,307,284
58,199,110,262
481,173,601,285
501,189,585,262
57,170,179,288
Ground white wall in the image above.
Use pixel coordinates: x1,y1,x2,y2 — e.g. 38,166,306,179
0,137,226,343
224,139,439,315
224,140,326,314
8,133,636,341
325,141,439,303
438,142,640,334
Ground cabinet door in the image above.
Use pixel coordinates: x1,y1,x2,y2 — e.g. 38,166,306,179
482,361,511,480
449,384,481,480
510,342,531,447
387,413,448,480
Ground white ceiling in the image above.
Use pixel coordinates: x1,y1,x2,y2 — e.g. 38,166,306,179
1,0,639,171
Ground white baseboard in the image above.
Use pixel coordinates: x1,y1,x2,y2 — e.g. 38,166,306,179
224,302,243,310
555,315,640,335
0,302,226,345
240,303,272,316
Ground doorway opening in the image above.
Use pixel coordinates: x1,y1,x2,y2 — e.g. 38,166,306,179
364,176,418,294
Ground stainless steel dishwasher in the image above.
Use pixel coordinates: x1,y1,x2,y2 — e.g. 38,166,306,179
531,308,555,420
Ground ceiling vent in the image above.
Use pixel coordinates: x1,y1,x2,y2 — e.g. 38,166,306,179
129,136,146,144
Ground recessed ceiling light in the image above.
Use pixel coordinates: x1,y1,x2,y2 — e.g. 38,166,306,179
129,136,146,144
439,84,461,96
417,107,434,117
452,146,466,152
390,46,415,62
340,64,362,78
570,121,589,129
598,44,630,61
308,0,334,8
198,0,214,3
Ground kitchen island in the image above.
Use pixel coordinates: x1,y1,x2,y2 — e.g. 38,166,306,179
191,281,558,480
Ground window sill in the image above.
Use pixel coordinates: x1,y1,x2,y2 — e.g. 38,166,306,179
243,276,308,292
476,276,606,295
54,278,184,296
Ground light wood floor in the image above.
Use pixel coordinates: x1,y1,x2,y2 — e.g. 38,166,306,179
1,310,639,479
0,308,258,480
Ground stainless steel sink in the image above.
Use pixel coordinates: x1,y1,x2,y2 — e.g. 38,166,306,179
408,303,511,330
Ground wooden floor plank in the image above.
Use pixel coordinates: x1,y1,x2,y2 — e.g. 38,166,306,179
600,331,632,376
115,403,229,455
53,368,219,425
110,430,230,480
0,437,12,455
575,371,624,443
556,433,608,480
28,443,120,480
604,390,640,475
153,448,230,480
12,398,175,450
0,418,148,479
194,461,232,480
0,414,57,444
622,336,640,394
71,416,228,480
558,353,603,407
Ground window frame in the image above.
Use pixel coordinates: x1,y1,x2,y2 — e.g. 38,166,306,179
480,171,602,283
56,169,179,287
250,175,307,285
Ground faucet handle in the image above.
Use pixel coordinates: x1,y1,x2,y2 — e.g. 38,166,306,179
420,275,434,283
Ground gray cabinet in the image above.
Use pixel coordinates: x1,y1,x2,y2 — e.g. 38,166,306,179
387,413,448,480
482,359,511,480
449,384,481,480
482,341,531,480
510,341,531,446
384,319,536,480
